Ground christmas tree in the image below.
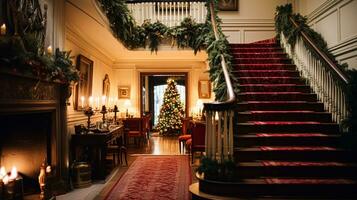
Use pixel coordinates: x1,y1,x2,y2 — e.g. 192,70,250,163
156,79,185,135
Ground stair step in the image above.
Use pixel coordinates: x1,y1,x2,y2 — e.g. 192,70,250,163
238,111,331,122
233,63,296,70
234,70,299,77
234,147,354,162
237,122,339,134
234,58,292,64
230,43,280,48
238,92,317,101
238,84,311,92
235,161,357,178
236,133,339,147
236,101,325,111
231,47,284,53
232,52,287,58
237,77,305,84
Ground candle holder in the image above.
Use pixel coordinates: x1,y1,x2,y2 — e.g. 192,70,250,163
113,105,119,122
100,105,108,123
84,107,94,133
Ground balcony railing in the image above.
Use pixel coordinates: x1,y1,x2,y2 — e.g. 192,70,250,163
126,0,206,26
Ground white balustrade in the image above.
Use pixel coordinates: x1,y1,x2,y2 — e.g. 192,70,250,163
205,109,235,162
127,1,207,27
280,33,349,125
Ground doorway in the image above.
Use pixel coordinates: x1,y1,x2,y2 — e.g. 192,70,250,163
140,72,188,128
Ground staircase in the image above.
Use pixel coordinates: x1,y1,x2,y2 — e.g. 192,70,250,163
230,41,357,198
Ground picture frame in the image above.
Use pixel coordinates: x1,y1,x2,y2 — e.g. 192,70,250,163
218,0,239,11
74,55,93,110
118,86,130,99
198,80,211,99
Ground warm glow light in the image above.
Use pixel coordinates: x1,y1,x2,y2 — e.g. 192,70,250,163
47,45,53,55
124,99,132,107
46,166,51,173
0,23,6,35
9,166,18,180
102,96,106,106
3,175,9,185
0,166,6,180
81,96,85,108
89,96,93,107
96,97,100,109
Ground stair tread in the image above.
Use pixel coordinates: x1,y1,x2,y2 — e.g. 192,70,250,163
239,110,325,114
239,84,306,86
235,70,297,72
238,146,343,151
240,92,308,94
238,161,357,167
238,133,337,137
223,178,357,184
241,121,335,125
239,101,320,104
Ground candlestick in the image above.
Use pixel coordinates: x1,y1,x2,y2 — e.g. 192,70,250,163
101,105,107,122
47,45,53,55
113,105,119,122
84,107,94,133
0,24,6,35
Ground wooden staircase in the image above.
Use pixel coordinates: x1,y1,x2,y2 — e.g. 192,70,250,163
228,42,357,198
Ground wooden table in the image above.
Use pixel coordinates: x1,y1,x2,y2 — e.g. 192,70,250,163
71,125,124,179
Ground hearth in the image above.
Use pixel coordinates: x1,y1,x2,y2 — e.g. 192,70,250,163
0,72,70,197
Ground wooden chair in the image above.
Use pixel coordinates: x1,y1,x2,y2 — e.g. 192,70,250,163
178,117,193,153
123,117,145,147
190,121,206,163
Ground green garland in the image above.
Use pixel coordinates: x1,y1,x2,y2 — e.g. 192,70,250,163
98,0,238,101
276,4,357,147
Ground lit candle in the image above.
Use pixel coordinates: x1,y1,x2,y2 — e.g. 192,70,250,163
89,96,93,108
96,97,100,109
47,45,53,55
101,96,106,106
0,166,6,180
9,166,17,180
81,96,85,108
0,24,6,35
46,166,51,173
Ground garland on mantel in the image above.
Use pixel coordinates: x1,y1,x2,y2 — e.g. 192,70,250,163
98,0,239,101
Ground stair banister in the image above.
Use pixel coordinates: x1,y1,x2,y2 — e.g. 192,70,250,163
203,1,236,162
279,16,350,124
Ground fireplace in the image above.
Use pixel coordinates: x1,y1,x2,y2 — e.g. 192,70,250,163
0,112,53,194
0,73,70,196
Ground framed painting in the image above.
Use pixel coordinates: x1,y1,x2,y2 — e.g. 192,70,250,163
218,0,239,11
118,86,130,99
198,80,211,99
74,55,93,110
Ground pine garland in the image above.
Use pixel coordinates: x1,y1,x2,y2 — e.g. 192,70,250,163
98,0,238,102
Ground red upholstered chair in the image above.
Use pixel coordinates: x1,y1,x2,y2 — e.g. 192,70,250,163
123,117,145,147
190,121,206,163
178,117,193,153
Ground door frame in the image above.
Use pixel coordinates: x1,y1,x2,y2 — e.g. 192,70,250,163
139,72,189,121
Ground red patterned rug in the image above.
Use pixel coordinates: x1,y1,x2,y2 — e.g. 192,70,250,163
105,155,191,200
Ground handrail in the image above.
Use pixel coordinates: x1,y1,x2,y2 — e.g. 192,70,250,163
205,1,236,110
289,16,350,85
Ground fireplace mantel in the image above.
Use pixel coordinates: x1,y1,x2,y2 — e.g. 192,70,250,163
0,72,70,194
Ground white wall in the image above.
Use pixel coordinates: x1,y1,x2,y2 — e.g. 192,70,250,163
297,0,357,69
219,0,293,43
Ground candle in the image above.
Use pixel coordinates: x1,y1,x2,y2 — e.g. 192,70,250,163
89,96,93,108
46,166,51,173
96,97,100,109
0,24,6,35
47,45,53,55
0,166,6,180
101,96,106,106
81,96,85,108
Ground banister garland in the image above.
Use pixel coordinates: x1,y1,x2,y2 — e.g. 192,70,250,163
276,4,357,149
98,0,238,101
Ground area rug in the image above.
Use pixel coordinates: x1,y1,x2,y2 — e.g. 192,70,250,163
105,155,191,200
